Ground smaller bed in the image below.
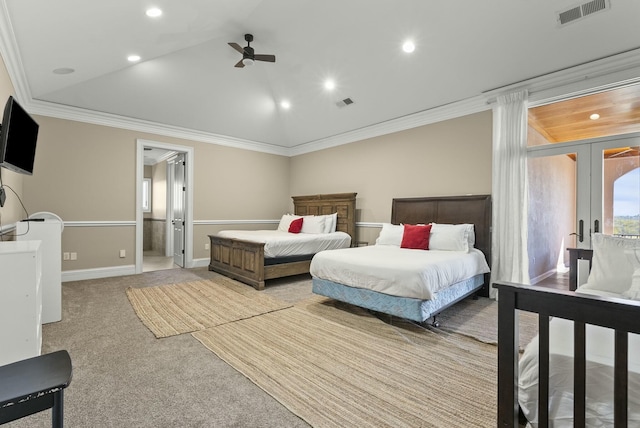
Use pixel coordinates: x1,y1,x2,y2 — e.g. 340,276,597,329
209,192,356,290
311,195,492,323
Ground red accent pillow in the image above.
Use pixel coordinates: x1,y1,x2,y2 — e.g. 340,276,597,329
288,217,303,233
401,224,432,250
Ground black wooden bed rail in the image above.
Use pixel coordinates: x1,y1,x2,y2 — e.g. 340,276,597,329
494,281,640,428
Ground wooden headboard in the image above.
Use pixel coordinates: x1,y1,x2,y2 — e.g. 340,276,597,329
292,193,357,240
391,194,492,294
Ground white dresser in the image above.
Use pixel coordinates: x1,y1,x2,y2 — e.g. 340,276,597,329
0,240,42,366
17,218,62,323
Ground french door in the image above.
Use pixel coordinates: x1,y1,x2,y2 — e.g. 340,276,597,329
527,133,640,282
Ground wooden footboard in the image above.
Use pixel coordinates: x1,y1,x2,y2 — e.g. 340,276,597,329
494,282,640,427
209,235,266,290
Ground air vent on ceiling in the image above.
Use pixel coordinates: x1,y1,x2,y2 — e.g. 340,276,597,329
558,0,609,26
336,98,354,108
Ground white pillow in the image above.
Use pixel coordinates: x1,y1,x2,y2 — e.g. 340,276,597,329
581,233,640,294
623,248,640,300
277,214,301,232
301,215,326,234
321,213,338,234
329,213,338,233
375,223,404,246
429,223,474,252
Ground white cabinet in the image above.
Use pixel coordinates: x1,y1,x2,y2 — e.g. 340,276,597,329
0,241,42,366
17,219,62,323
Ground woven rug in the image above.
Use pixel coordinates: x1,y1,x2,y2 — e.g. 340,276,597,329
126,277,292,338
435,296,538,350
193,295,497,428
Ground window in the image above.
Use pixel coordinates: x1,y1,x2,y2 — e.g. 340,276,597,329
142,178,152,213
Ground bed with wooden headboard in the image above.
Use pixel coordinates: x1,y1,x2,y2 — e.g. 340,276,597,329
311,194,492,324
208,192,357,290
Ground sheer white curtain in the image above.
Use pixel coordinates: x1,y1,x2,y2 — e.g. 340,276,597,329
490,90,530,298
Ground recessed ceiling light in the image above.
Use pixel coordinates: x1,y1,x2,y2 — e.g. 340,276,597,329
128,55,141,62
402,40,415,53
324,79,336,91
280,100,291,110
590,113,600,120
146,8,162,17
52,67,75,75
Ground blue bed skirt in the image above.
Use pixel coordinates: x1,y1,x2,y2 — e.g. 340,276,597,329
312,274,485,322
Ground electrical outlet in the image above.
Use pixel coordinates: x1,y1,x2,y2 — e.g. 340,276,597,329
63,252,70,261
70,252,77,261
205,243,210,250
119,249,126,258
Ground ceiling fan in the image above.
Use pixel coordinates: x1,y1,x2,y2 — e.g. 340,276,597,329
228,34,276,68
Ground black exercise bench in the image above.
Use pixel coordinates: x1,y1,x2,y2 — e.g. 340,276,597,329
0,350,72,427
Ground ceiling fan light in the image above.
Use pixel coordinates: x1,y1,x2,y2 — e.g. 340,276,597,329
242,58,255,66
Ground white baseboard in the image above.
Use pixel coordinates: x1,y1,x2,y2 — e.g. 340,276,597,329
62,260,211,282
530,268,558,285
62,265,136,282
192,258,210,268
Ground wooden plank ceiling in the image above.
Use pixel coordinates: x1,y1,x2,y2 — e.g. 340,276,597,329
528,84,640,146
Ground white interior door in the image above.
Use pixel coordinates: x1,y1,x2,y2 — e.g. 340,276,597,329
172,153,186,267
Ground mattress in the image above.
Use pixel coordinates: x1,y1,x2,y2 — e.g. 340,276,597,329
215,230,351,258
312,274,484,322
310,245,490,300
519,292,640,427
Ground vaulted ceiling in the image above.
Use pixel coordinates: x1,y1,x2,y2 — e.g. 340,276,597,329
2,0,640,154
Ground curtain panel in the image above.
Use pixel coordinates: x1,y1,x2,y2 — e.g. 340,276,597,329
490,90,530,298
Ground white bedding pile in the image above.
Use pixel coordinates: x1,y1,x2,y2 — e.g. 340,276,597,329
215,230,351,258
519,233,640,427
310,245,490,300
519,299,640,427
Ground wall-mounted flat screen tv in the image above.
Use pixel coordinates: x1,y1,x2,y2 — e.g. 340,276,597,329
0,96,39,175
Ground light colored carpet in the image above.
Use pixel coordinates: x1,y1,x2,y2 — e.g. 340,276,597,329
126,276,292,337
193,295,498,428
434,296,539,350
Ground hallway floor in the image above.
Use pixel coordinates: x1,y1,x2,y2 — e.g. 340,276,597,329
143,251,177,272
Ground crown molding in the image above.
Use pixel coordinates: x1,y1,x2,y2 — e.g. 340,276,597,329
484,47,640,106
0,2,31,101
288,95,490,156
27,100,291,156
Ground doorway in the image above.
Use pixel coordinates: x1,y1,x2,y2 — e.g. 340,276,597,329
136,139,194,274
528,134,640,285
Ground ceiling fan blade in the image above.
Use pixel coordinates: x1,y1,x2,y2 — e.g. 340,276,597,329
254,54,275,63
228,42,244,54
234,59,245,68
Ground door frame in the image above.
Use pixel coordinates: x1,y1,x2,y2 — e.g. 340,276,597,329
135,139,194,273
528,132,640,249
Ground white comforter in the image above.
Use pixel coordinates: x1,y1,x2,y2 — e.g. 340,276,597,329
310,245,490,300
215,230,351,258
519,290,640,427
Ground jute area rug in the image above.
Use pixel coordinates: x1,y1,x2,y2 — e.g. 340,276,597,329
193,295,498,428
435,296,538,350
126,276,292,338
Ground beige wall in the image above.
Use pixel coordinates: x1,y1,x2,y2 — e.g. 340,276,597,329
0,54,23,228
290,111,493,243
527,127,576,282
151,161,166,220
21,115,291,270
